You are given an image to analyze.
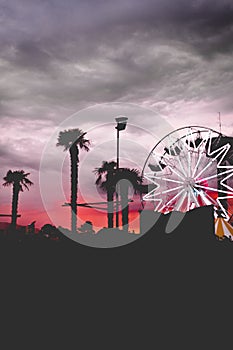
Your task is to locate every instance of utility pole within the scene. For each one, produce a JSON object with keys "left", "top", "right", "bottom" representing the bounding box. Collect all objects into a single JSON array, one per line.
[{"left": 115, "top": 116, "right": 128, "bottom": 228}]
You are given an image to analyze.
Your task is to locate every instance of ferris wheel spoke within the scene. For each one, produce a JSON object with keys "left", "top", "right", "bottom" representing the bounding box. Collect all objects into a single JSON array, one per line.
[
  {"left": 193, "top": 133, "right": 230, "bottom": 180},
  {"left": 149, "top": 175, "right": 184, "bottom": 185},
  {"left": 160, "top": 156, "right": 185, "bottom": 178},
  {"left": 185, "top": 190, "right": 191, "bottom": 211},
  {"left": 177, "top": 153, "right": 188, "bottom": 177},
  {"left": 195, "top": 184, "right": 232, "bottom": 195},
  {"left": 206, "top": 135, "right": 231, "bottom": 165},
  {"left": 190, "top": 188, "right": 201, "bottom": 208},
  {"left": 143, "top": 187, "right": 159, "bottom": 201},
  {"left": 192, "top": 150, "right": 206, "bottom": 178},
  {"left": 203, "top": 191, "right": 219, "bottom": 206},
  {"left": 166, "top": 165, "right": 186, "bottom": 181},
  {"left": 195, "top": 189, "right": 214, "bottom": 206},
  {"left": 174, "top": 191, "right": 188, "bottom": 211},
  {"left": 217, "top": 172, "right": 233, "bottom": 192},
  {"left": 195, "top": 168, "right": 233, "bottom": 183},
  {"left": 187, "top": 148, "right": 192, "bottom": 177},
  {"left": 144, "top": 172, "right": 160, "bottom": 186},
  {"left": 194, "top": 159, "right": 216, "bottom": 180},
  {"left": 160, "top": 188, "right": 186, "bottom": 210},
  {"left": 216, "top": 198, "right": 231, "bottom": 220},
  {"left": 156, "top": 185, "right": 184, "bottom": 196}
]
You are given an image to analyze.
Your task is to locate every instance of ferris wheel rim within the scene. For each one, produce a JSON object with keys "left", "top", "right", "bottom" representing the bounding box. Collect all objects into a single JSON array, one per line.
[{"left": 141, "top": 125, "right": 224, "bottom": 179}]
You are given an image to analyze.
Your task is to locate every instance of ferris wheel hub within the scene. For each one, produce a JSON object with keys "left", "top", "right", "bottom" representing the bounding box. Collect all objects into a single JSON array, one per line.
[{"left": 184, "top": 177, "right": 195, "bottom": 187}]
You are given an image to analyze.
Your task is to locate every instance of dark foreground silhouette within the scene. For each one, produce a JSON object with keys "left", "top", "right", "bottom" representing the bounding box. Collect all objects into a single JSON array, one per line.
[
  {"left": 2, "top": 204, "right": 232, "bottom": 343},
  {"left": 0, "top": 206, "right": 232, "bottom": 250}
]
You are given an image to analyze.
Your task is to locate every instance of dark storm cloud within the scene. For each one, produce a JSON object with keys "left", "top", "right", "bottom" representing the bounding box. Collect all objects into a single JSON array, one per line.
[
  {"left": 0, "top": 140, "right": 39, "bottom": 170},
  {"left": 2, "top": 0, "right": 233, "bottom": 59},
  {"left": 0, "top": 0, "right": 233, "bottom": 126},
  {"left": 9, "top": 42, "right": 52, "bottom": 71}
]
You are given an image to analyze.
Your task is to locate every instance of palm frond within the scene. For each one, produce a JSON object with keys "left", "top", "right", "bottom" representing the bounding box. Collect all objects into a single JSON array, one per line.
[
  {"left": 99, "top": 181, "right": 108, "bottom": 192},
  {"left": 95, "top": 174, "right": 102, "bottom": 186},
  {"left": 94, "top": 161, "right": 117, "bottom": 188},
  {"left": 57, "top": 128, "right": 90, "bottom": 152},
  {"left": 81, "top": 143, "right": 90, "bottom": 152},
  {"left": 2, "top": 170, "right": 33, "bottom": 191},
  {"left": 113, "top": 167, "right": 142, "bottom": 193},
  {"left": 24, "top": 178, "right": 33, "bottom": 186},
  {"left": 3, "top": 182, "right": 12, "bottom": 187}
]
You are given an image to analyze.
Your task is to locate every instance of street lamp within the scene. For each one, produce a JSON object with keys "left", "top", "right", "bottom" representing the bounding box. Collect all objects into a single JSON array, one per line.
[{"left": 115, "top": 116, "right": 128, "bottom": 228}]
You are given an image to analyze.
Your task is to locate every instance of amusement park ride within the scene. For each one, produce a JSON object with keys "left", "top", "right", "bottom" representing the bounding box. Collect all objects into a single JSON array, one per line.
[{"left": 142, "top": 126, "right": 233, "bottom": 240}]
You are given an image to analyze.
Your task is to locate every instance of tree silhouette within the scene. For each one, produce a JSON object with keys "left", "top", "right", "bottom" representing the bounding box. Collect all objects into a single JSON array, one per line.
[
  {"left": 3, "top": 170, "right": 33, "bottom": 229},
  {"left": 78, "top": 221, "right": 95, "bottom": 234},
  {"left": 94, "top": 161, "right": 117, "bottom": 228},
  {"left": 114, "top": 168, "right": 142, "bottom": 232},
  {"left": 57, "top": 128, "right": 90, "bottom": 233}
]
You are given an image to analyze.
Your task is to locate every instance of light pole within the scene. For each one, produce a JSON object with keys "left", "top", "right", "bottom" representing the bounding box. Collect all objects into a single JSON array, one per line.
[{"left": 115, "top": 116, "right": 128, "bottom": 228}]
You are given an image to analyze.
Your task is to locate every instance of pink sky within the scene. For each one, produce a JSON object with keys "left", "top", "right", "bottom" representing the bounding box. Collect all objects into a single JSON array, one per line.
[{"left": 1, "top": 1, "right": 233, "bottom": 231}]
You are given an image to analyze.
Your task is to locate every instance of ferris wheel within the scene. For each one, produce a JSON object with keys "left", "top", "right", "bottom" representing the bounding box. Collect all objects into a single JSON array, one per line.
[{"left": 142, "top": 126, "right": 233, "bottom": 221}]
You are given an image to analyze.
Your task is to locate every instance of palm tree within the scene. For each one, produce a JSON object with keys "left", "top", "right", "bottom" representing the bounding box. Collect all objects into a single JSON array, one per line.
[
  {"left": 3, "top": 170, "right": 33, "bottom": 229},
  {"left": 57, "top": 128, "right": 90, "bottom": 233},
  {"left": 114, "top": 168, "right": 142, "bottom": 232},
  {"left": 94, "top": 161, "right": 117, "bottom": 228}
]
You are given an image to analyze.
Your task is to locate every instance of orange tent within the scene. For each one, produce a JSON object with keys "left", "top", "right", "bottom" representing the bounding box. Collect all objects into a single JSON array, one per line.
[{"left": 215, "top": 217, "right": 233, "bottom": 241}]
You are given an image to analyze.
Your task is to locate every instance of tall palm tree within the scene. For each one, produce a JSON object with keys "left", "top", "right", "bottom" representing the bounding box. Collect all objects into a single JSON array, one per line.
[
  {"left": 94, "top": 161, "right": 117, "bottom": 229},
  {"left": 57, "top": 128, "right": 90, "bottom": 233},
  {"left": 114, "top": 168, "right": 142, "bottom": 232},
  {"left": 3, "top": 170, "right": 33, "bottom": 229}
]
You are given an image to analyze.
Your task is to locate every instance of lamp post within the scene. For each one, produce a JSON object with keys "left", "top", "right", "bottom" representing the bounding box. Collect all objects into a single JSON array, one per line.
[{"left": 115, "top": 116, "right": 128, "bottom": 228}]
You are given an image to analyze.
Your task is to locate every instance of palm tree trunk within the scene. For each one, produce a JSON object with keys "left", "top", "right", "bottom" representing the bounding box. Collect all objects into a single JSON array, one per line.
[
  {"left": 120, "top": 184, "right": 129, "bottom": 232},
  {"left": 70, "top": 145, "right": 78, "bottom": 233},
  {"left": 11, "top": 183, "right": 19, "bottom": 230},
  {"left": 107, "top": 189, "right": 114, "bottom": 228}
]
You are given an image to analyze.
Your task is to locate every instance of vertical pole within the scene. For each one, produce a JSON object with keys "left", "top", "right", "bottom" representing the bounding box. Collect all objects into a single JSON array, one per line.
[
  {"left": 116, "top": 127, "right": 119, "bottom": 228},
  {"left": 218, "top": 112, "right": 222, "bottom": 134},
  {"left": 117, "top": 128, "right": 119, "bottom": 169}
]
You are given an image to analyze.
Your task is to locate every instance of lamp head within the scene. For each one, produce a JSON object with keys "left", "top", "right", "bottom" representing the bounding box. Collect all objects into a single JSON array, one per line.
[{"left": 115, "top": 116, "right": 128, "bottom": 131}]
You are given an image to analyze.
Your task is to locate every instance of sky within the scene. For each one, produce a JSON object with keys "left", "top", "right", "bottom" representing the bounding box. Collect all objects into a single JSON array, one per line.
[{"left": 0, "top": 0, "right": 233, "bottom": 231}]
